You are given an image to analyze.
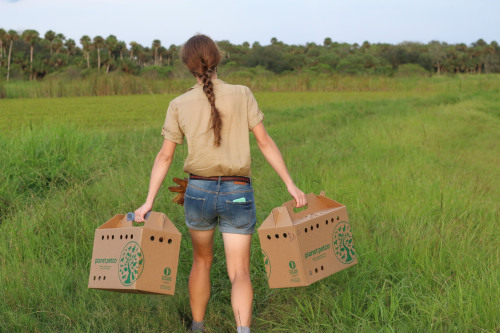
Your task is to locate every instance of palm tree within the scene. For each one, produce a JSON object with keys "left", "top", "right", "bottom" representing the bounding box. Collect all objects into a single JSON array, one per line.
[
  {"left": 105, "top": 35, "right": 118, "bottom": 59},
  {"left": 6, "top": 30, "right": 19, "bottom": 81},
  {"left": 65, "top": 39, "right": 76, "bottom": 56},
  {"left": 21, "top": 29, "right": 40, "bottom": 81},
  {"left": 80, "top": 35, "right": 91, "bottom": 69},
  {"left": 105, "top": 35, "right": 118, "bottom": 73},
  {"left": 152, "top": 39, "right": 161, "bottom": 66},
  {"left": 93, "top": 36, "right": 105, "bottom": 70},
  {"left": 129, "top": 41, "right": 139, "bottom": 61},
  {"left": 44, "top": 30, "right": 56, "bottom": 54},
  {"left": 116, "top": 41, "right": 127, "bottom": 61},
  {"left": 52, "top": 38, "right": 64, "bottom": 54}
]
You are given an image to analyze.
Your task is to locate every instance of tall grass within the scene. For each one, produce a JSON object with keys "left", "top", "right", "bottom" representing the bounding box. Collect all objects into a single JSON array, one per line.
[
  {"left": 4, "top": 72, "right": 498, "bottom": 99},
  {"left": 0, "top": 76, "right": 499, "bottom": 332}
]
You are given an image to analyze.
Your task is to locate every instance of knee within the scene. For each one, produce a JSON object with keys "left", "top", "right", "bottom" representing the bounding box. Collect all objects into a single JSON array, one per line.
[
  {"left": 193, "top": 253, "right": 213, "bottom": 270},
  {"left": 228, "top": 269, "right": 250, "bottom": 284}
]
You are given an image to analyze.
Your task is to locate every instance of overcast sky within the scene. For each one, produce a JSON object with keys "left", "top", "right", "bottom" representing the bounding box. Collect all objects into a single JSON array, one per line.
[{"left": 1, "top": 0, "right": 499, "bottom": 48}]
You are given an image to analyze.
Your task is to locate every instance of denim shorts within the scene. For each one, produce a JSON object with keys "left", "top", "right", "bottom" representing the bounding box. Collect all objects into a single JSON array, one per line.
[{"left": 184, "top": 178, "right": 257, "bottom": 234}]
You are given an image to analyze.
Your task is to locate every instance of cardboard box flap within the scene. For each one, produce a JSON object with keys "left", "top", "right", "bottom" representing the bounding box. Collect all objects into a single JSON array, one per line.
[
  {"left": 96, "top": 211, "right": 168, "bottom": 231},
  {"left": 272, "top": 206, "right": 294, "bottom": 227},
  {"left": 139, "top": 211, "right": 167, "bottom": 231},
  {"left": 97, "top": 214, "right": 126, "bottom": 229},
  {"left": 282, "top": 192, "right": 344, "bottom": 223}
]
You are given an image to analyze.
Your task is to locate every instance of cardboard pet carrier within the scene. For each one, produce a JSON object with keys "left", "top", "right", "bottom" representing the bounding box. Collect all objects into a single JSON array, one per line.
[
  {"left": 88, "top": 211, "right": 181, "bottom": 295},
  {"left": 258, "top": 192, "right": 357, "bottom": 288}
]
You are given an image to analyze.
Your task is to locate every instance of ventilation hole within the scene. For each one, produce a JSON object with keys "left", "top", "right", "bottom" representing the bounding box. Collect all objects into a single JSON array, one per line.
[
  {"left": 98, "top": 276, "right": 101, "bottom": 280},
  {"left": 125, "top": 235, "right": 128, "bottom": 239},
  {"left": 316, "top": 223, "right": 319, "bottom": 229},
  {"left": 101, "top": 236, "right": 104, "bottom": 240},
  {"left": 275, "top": 234, "right": 279, "bottom": 239},
  {"left": 131, "top": 234, "right": 134, "bottom": 239},
  {"left": 168, "top": 239, "right": 172, "bottom": 244},
  {"left": 283, "top": 233, "right": 287, "bottom": 238},
  {"left": 120, "top": 235, "right": 123, "bottom": 239},
  {"left": 150, "top": 236, "right": 155, "bottom": 241},
  {"left": 310, "top": 226, "right": 314, "bottom": 231},
  {"left": 321, "top": 265, "right": 324, "bottom": 270},
  {"left": 337, "top": 216, "right": 340, "bottom": 220},
  {"left": 103, "top": 276, "right": 106, "bottom": 280},
  {"left": 305, "top": 228, "right": 308, "bottom": 233},
  {"left": 315, "top": 268, "right": 318, "bottom": 273},
  {"left": 112, "top": 235, "right": 115, "bottom": 240},
  {"left": 106, "top": 235, "right": 109, "bottom": 240},
  {"left": 325, "top": 219, "right": 329, "bottom": 225},
  {"left": 159, "top": 237, "right": 164, "bottom": 243},
  {"left": 93, "top": 276, "right": 96, "bottom": 281},
  {"left": 267, "top": 235, "right": 271, "bottom": 240},
  {"left": 331, "top": 217, "right": 334, "bottom": 222}
]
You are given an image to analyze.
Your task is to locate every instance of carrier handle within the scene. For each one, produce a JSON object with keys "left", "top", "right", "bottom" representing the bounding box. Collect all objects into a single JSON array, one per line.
[{"left": 126, "top": 211, "right": 151, "bottom": 224}]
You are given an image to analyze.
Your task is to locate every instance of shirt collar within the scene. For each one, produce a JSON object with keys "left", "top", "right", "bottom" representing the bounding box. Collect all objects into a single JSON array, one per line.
[{"left": 189, "top": 78, "right": 225, "bottom": 91}]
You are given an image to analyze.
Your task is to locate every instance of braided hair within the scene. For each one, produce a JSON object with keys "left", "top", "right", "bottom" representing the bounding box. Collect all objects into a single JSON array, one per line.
[{"left": 181, "top": 34, "right": 222, "bottom": 147}]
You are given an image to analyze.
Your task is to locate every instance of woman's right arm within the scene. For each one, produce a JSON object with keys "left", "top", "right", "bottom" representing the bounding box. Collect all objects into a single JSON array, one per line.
[{"left": 134, "top": 139, "right": 177, "bottom": 222}]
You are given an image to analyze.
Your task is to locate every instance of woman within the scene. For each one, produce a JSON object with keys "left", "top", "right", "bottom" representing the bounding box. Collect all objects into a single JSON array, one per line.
[{"left": 134, "top": 34, "right": 307, "bottom": 333}]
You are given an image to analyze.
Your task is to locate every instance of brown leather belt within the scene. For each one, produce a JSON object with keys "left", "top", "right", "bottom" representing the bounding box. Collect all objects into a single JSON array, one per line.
[{"left": 189, "top": 174, "right": 250, "bottom": 184}]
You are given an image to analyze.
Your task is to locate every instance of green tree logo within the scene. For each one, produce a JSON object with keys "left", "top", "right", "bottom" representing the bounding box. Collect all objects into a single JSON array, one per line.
[
  {"left": 289, "top": 261, "right": 296, "bottom": 269},
  {"left": 118, "top": 241, "right": 145, "bottom": 286},
  {"left": 261, "top": 249, "right": 271, "bottom": 279},
  {"left": 332, "top": 221, "right": 356, "bottom": 264}
]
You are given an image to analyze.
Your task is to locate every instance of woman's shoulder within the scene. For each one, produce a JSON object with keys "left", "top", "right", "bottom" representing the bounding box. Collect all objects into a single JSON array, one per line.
[
  {"left": 170, "top": 84, "right": 204, "bottom": 106},
  {"left": 216, "top": 79, "right": 253, "bottom": 96}
]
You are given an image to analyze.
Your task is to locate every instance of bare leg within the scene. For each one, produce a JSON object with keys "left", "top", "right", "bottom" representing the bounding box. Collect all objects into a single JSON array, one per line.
[
  {"left": 189, "top": 228, "right": 215, "bottom": 322},
  {"left": 222, "top": 233, "right": 253, "bottom": 327}
]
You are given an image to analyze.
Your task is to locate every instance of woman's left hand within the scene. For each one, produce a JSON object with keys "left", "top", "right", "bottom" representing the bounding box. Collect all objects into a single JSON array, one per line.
[{"left": 134, "top": 202, "right": 153, "bottom": 223}]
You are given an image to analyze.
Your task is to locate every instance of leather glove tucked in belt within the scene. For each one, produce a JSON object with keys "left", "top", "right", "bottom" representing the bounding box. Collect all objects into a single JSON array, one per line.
[{"left": 168, "top": 177, "right": 188, "bottom": 206}]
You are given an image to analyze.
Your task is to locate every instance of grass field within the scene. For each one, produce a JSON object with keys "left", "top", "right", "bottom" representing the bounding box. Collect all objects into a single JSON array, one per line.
[{"left": 0, "top": 75, "right": 499, "bottom": 332}]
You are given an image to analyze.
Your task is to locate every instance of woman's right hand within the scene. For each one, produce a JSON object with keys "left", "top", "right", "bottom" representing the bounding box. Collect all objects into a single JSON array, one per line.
[
  {"left": 287, "top": 183, "right": 307, "bottom": 208},
  {"left": 134, "top": 202, "right": 153, "bottom": 223}
]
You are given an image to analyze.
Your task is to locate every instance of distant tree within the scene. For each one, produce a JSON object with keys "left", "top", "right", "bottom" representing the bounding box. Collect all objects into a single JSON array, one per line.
[
  {"left": 0, "top": 28, "right": 6, "bottom": 59},
  {"left": 361, "top": 41, "right": 371, "bottom": 52},
  {"left": 80, "top": 35, "right": 91, "bottom": 69},
  {"left": 93, "top": 36, "right": 105, "bottom": 70},
  {"left": 252, "top": 41, "right": 261, "bottom": 49},
  {"left": 52, "top": 37, "right": 64, "bottom": 54},
  {"left": 22, "top": 29, "right": 40, "bottom": 80},
  {"left": 6, "top": 30, "right": 19, "bottom": 81},
  {"left": 158, "top": 46, "right": 167, "bottom": 64},
  {"left": 152, "top": 39, "right": 161, "bottom": 66},
  {"left": 44, "top": 30, "right": 56, "bottom": 55},
  {"left": 323, "top": 37, "right": 333, "bottom": 47},
  {"left": 483, "top": 42, "right": 497, "bottom": 73},
  {"left": 105, "top": 35, "right": 118, "bottom": 73},
  {"left": 129, "top": 41, "right": 140, "bottom": 61},
  {"left": 106, "top": 35, "right": 118, "bottom": 59},
  {"left": 116, "top": 41, "right": 127, "bottom": 61},
  {"left": 65, "top": 38, "right": 76, "bottom": 56},
  {"left": 428, "top": 41, "right": 447, "bottom": 75},
  {"left": 168, "top": 44, "right": 178, "bottom": 65}
]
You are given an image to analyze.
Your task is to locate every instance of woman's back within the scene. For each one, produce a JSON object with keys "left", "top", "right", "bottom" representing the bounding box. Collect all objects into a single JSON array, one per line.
[{"left": 162, "top": 79, "right": 264, "bottom": 177}]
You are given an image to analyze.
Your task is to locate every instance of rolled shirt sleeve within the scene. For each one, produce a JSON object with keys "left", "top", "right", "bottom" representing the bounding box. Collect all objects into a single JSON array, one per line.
[
  {"left": 161, "top": 101, "right": 184, "bottom": 144},
  {"left": 245, "top": 87, "right": 264, "bottom": 130}
]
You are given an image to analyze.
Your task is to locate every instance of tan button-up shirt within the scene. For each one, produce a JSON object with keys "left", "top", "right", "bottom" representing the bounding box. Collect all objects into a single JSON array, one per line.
[{"left": 161, "top": 79, "right": 264, "bottom": 177}]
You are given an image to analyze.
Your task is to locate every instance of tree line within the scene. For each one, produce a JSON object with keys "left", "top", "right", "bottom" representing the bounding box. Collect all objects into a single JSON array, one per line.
[{"left": 1, "top": 28, "right": 500, "bottom": 81}]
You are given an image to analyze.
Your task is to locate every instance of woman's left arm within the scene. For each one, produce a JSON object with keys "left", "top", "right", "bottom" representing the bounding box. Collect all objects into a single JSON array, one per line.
[{"left": 134, "top": 139, "right": 177, "bottom": 222}]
